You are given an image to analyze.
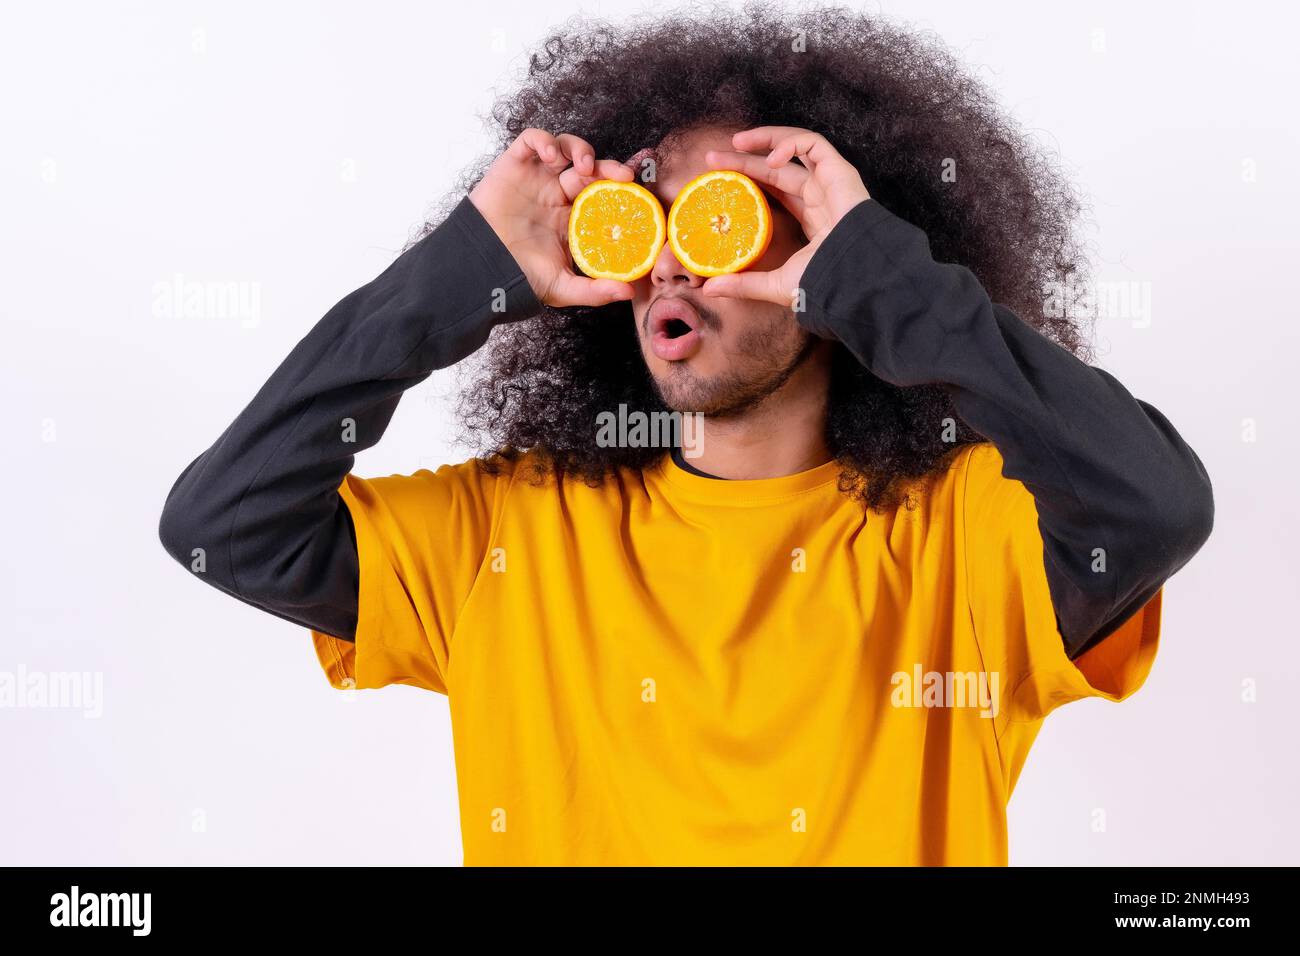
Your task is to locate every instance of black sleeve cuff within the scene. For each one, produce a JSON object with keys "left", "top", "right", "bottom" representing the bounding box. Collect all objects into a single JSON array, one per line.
[
  {"left": 796, "top": 198, "right": 897, "bottom": 339},
  {"left": 449, "top": 195, "right": 543, "bottom": 322}
]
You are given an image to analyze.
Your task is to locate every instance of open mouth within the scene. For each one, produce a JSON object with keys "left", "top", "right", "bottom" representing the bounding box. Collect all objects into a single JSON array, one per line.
[
  {"left": 663, "top": 318, "right": 693, "bottom": 339},
  {"left": 647, "top": 296, "right": 704, "bottom": 362}
]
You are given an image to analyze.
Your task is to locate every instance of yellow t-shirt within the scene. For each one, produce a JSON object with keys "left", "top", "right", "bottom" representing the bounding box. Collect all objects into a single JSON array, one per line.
[{"left": 310, "top": 442, "right": 1160, "bottom": 865}]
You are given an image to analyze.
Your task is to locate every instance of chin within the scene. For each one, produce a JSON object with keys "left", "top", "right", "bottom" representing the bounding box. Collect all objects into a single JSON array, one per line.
[{"left": 650, "top": 368, "right": 749, "bottom": 418}]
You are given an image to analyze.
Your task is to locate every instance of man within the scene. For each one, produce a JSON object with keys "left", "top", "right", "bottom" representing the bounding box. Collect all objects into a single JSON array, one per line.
[{"left": 159, "top": 10, "right": 1212, "bottom": 865}]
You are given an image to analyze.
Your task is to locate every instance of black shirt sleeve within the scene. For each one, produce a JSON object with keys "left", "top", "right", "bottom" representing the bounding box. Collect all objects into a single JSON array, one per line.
[
  {"left": 158, "top": 197, "right": 541, "bottom": 640},
  {"left": 797, "top": 198, "right": 1214, "bottom": 659}
]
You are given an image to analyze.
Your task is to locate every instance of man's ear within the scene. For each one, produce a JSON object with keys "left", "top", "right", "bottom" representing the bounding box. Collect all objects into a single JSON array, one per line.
[{"left": 622, "top": 146, "right": 659, "bottom": 184}]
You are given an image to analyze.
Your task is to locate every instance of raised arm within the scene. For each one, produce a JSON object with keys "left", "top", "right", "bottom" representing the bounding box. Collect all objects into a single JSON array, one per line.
[
  {"left": 158, "top": 130, "right": 636, "bottom": 639},
  {"left": 702, "top": 126, "right": 1214, "bottom": 659},
  {"left": 797, "top": 198, "right": 1213, "bottom": 657}
]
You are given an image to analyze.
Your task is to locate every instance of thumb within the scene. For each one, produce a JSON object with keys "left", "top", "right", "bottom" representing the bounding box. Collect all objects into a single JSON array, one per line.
[
  {"left": 547, "top": 270, "right": 634, "bottom": 308},
  {"left": 700, "top": 269, "right": 788, "bottom": 306}
]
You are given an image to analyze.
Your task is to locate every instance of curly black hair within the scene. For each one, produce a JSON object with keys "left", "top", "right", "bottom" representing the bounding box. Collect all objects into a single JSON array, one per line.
[{"left": 423, "top": 2, "right": 1092, "bottom": 509}]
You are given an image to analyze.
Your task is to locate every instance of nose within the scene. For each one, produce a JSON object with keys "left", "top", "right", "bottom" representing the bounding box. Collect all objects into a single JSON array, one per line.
[{"left": 649, "top": 238, "right": 706, "bottom": 290}]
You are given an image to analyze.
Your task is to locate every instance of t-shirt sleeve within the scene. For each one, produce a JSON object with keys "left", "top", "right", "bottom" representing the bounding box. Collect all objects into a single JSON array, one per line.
[
  {"left": 959, "top": 442, "right": 1162, "bottom": 735},
  {"left": 310, "top": 459, "right": 507, "bottom": 695}
]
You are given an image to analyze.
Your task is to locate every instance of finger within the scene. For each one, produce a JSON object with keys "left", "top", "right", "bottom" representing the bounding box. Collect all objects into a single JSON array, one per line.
[
  {"left": 768, "top": 132, "right": 846, "bottom": 175},
  {"left": 558, "top": 158, "right": 635, "bottom": 201},
  {"left": 730, "top": 126, "right": 816, "bottom": 155},
  {"left": 705, "top": 148, "right": 809, "bottom": 193},
  {"left": 594, "top": 158, "right": 635, "bottom": 181},
  {"left": 549, "top": 270, "right": 635, "bottom": 308},
  {"left": 508, "top": 127, "right": 561, "bottom": 165},
  {"left": 767, "top": 186, "right": 806, "bottom": 225},
  {"left": 555, "top": 133, "right": 597, "bottom": 176},
  {"left": 731, "top": 127, "right": 840, "bottom": 173},
  {"left": 595, "top": 158, "right": 634, "bottom": 180},
  {"left": 700, "top": 269, "right": 789, "bottom": 306},
  {"left": 703, "top": 150, "right": 807, "bottom": 227}
]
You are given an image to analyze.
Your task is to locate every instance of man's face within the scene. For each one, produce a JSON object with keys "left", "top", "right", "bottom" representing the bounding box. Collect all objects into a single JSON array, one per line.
[{"left": 628, "top": 125, "right": 815, "bottom": 418}]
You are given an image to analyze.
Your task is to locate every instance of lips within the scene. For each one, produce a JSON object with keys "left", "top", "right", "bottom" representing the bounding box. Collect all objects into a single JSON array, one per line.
[{"left": 648, "top": 296, "right": 704, "bottom": 362}]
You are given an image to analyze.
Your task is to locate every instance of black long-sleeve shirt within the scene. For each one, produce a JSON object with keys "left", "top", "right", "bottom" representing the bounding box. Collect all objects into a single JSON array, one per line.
[{"left": 159, "top": 195, "right": 1213, "bottom": 660}]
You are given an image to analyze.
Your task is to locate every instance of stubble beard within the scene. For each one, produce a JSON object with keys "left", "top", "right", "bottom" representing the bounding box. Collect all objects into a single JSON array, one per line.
[{"left": 648, "top": 309, "right": 818, "bottom": 419}]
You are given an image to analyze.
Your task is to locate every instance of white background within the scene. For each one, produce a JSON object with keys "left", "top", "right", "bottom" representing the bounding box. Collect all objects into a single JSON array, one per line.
[{"left": 2, "top": 0, "right": 1297, "bottom": 865}]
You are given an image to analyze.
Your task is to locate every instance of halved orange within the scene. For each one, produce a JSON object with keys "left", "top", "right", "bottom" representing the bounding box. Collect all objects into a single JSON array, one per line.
[
  {"left": 567, "top": 180, "right": 666, "bottom": 282},
  {"left": 667, "top": 170, "right": 772, "bottom": 277}
]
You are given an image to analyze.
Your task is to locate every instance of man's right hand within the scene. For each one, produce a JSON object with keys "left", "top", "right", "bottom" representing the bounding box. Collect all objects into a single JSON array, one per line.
[{"left": 469, "top": 128, "right": 636, "bottom": 308}]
